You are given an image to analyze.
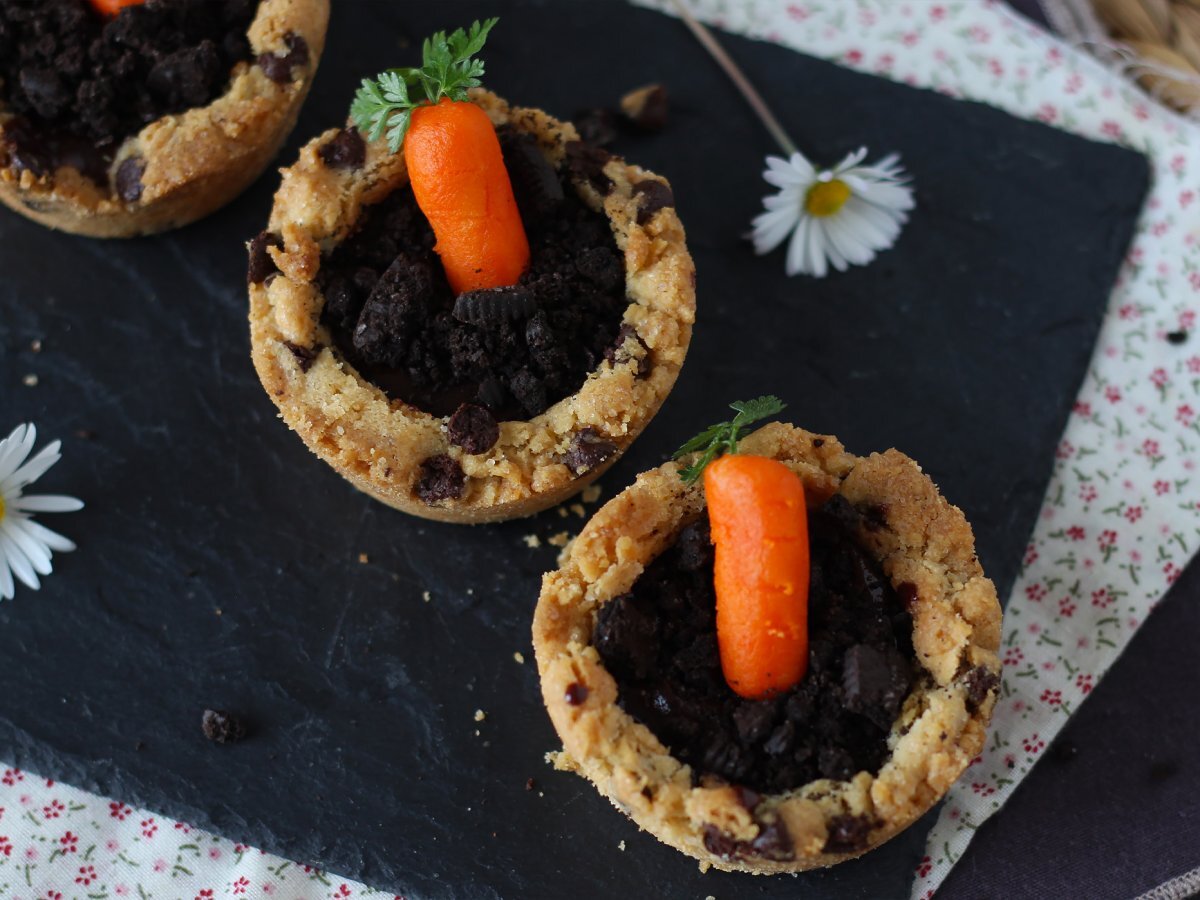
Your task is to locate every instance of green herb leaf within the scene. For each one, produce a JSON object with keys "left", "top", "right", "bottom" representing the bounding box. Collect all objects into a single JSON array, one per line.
[
  {"left": 349, "top": 18, "right": 499, "bottom": 153},
  {"left": 672, "top": 395, "right": 787, "bottom": 485}
]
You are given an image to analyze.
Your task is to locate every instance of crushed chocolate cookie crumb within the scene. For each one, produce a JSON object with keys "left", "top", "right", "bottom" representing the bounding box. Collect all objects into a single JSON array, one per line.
[
  {"left": 620, "top": 84, "right": 669, "bottom": 132},
  {"left": 414, "top": 454, "right": 465, "bottom": 504},
  {"left": 594, "top": 504, "right": 916, "bottom": 794},
  {"left": 247, "top": 231, "right": 283, "bottom": 285},
  {"left": 563, "top": 428, "right": 617, "bottom": 475},
  {"left": 633, "top": 180, "right": 675, "bottom": 226},
  {"left": 318, "top": 127, "right": 366, "bottom": 170},
  {"left": 447, "top": 403, "right": 499, "bottom": 455},
  {"left": 823, "top": 814, "right": 875, "bottom": 853},
  {"left": 564, "top": 140, "right": 614, "bottom": 195},
  {"left": 525, "top": 777, "right": 536, "bottom": 791},
  {"left": 0, "top": 0, "right": 258, "bottom": 186},
  {"left": 201, "top": 708, "right": 248, "bottom": 744},
  {"left": 115, "top": 156, "right": 146, "bottom": 203},
  {"left": 318, "top": 128, "right": 627, "bottom": 421},
  {"left": 258, "top": 31, "right": 308, "bottom": 84}
]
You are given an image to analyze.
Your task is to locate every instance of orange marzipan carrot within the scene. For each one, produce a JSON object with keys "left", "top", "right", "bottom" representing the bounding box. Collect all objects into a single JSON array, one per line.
[
  {"left": 704, "top": 453, "right": 810, "bottom": 700},
  {"left": 405, "top": 98, "right": 531, "bottom": 295},
  {"left": 88, "top": 0, "right": 146, "bottom": 17}
]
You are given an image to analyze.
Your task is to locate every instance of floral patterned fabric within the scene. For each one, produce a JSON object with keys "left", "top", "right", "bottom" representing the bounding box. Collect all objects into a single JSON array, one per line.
[
  {"left": 633, "top": 1, "right": 1200, "bottom": 897},
  {"left": 3, "top": 2, "right": 1198, "bottom": 898}
]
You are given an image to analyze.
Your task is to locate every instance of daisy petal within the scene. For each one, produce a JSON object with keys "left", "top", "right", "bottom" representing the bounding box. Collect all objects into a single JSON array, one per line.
[
  {"left": 806, "top": 218, "right": 828, "bottom": 278},
  {"left": 0, "top": 532, "right": 41, "bottom": 591},
  {"left": 0, "top": 556, "right": 13, "bottom": 601},
  {"left": 753, "top": 206, "right": 802, "bottom": 254},
  {"left": 14, "top": 494, "right": 84, "bottom": 514},
  {"left": 21, "top": 519, "right": 76, "bottom": 554},
  {"left": 3, "top": 519, "right": 52, "bottom": 576},
  {"left": 785, "top": 215, "right": 810, "bottom": 277},
  {"left": 8, "top": 440, "right": 62, "bottom": 489},
  {"left": 0, "top": 424, "right": 34, "bottom": 484}
]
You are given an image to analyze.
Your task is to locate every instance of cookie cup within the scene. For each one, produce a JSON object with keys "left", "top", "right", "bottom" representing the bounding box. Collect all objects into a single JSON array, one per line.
[
  {"left": 533, "top": 422, "right": 1002, "bottom": 872},
  {"left": 250, "top": 89, "right": 695, "bottom": 524},
  {"left": 0, "top": 0, "right": 330, "bottom": 237}
]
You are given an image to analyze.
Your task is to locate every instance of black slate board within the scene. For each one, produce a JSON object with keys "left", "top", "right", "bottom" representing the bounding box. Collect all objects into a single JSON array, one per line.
[{"left": 0, "top": 2, "right": 1149, "bottom": 898}]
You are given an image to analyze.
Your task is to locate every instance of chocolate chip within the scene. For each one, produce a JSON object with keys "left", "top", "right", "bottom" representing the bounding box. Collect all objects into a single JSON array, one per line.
[
  {"left": 572, "top": 107, "right": 618, "bottom": 147},
  {"left": 633, "top": 180, "right": 675, "bottom": 226},
  {"left": 447, "top": 403, "right": 499, "bottom": 455},
  {"left": 201, "top": 709, "right": 247, "bottom": 745},
  {"left": 414, "top": 454, "right": 466, "bottom": 504},
  {"left": 564, "top": 140, "right": 614, "bottom": 194},
  {"left": 563, "top": 427, "right": 618, "bottom": 474},
  {"left": 750, "top": 819, "right": 794, "bottom": 860},
  {"left": 284, "top": 342, "right": 319, "bottom": 372},
  {"left": 258, "top": 32, "right": 309, "bottom": 84},
  {"left": 603, "top": 323, "right": 649, "bottom": 377},
  {"left": 452, "top": 286, "right": 538, "bottom": 326},
  {"left": 963, "top": 665, "right": 1000, "bottom": 713},
  {"left": 896, "top": 581, "right": 919, "bottom": 610},
  {"left": 812, "top": 438, "right": 825, "bottom": 447},
  {"left": 703, "top": 825, "right": 741, "bottom": 861},
  {"left": 115, "top": 155, "right": 145, "bottom": 203},
  {"left": 318, "top": 127, "right": 366, "bottom": 170},
  {"left": 1167, "top": 330, "right": 1188, "bottom": 345},
  {"left": 247, "top": 231, "right": 283, "bottom": 285},
  {"left": 620, "top": 84, "right": 669, "bottom": 132},
  {"left": 565, "top": 682, "right": 589, "bottom": 705},
  {"left": 823, "top": 814, "right": 874, "bottom": 853}
]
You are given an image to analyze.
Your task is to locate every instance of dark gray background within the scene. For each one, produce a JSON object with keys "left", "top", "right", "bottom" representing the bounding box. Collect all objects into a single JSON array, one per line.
[{"left": 0, "top": 2, "right": 1186, "bottom": 898}]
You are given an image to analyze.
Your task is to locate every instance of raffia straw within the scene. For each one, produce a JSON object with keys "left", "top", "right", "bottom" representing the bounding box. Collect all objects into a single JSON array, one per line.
[{"left": 1088, "top": 0, "right": 1200, "bottom": 114}]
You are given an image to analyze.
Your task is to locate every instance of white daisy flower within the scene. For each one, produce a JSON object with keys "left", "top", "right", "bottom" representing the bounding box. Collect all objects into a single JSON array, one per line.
[
  {"left": 0, "top": 424, "right": 83, "bottom": 601},
  {"left": 751, "top": 147, "right": 915, "bottom": 278}
]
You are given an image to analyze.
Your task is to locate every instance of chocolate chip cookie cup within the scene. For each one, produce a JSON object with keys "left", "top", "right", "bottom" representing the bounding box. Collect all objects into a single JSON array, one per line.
[
  {"left": 533, "top": 422, "right": 1002, "bottom": 872},
  {"left": 249, "top": 89, "right": 695, "bottom": 524},
  {"left": 0, "top": 0, "right": 329, "bottom": 237}
]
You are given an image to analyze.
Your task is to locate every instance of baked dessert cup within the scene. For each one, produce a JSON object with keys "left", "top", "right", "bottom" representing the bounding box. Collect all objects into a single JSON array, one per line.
[
  {"left": 249, "top": 89, "right": 695, "bottom": 524},
  {"left": 534, "top": 422, "right": 1002, "bottom": 872},
  {"left": 0, "top": 0, "right": 329, "bottom": 237}
]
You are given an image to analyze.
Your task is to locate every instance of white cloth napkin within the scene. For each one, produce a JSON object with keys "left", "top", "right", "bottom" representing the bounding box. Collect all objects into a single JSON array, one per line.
[{"left": 632, "top": 1, "right": 1200, "bottom": 897}]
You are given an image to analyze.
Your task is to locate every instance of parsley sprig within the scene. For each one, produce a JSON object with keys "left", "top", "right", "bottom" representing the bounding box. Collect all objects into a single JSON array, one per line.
[
  {"left": 350, "top": 18, "right": 499, "bottom": 153},
  {"left": 673, "top": 396, "right": 787, "bottom": 485}
]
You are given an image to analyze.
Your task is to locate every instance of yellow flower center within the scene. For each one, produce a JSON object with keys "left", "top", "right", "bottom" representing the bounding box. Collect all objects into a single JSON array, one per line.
[{"left": 805, "top": 178, "right": 851, "bottom": 217}]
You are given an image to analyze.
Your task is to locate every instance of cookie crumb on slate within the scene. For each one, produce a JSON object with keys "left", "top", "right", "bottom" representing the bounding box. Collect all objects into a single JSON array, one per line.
[
  {"left": 581, "top": 484, "right": 602, "bottom": 504},
  {"left": 525, "top": 777, "right": 536, "bottom": 791},
  {"left": 620, "top": 83, "right": 669, "bottom": 132},
  {"left": 422, "top": 590, "right": 431, "bottom": 603},
  {"left": 30, "top": 339, "right": 42, "bottom": 352},
  {"left": 523, "top": 534, "right": 542, "bottom": 549},
  {"left": 201, "top": 709, "right": 247, "bottom": 745},
  {"left": 474, "top": 709, "right": 486, "bottom": 722},
  {"left": 513, "top": 651, "right": 525, "bottom": 664},
  {"left": 357, "top": 552, "right": 369, "bottom": 564},
  {"left": 22, "top": 374, "right": 38, "bottom": 387},
  {"left": 618, "top": 840, "right": 626, "bottom": 851},
  {"left": 548, "top": 531, "right": 571, "bottom": 548},
  {"left": 570, "top": 503, "right": 586, "bottom": 518}
]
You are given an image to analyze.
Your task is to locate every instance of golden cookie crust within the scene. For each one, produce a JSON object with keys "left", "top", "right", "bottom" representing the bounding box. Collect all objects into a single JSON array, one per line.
[
  {"left": 0, "top": 0, "right": 330, "bottom": 237},
  {"left": 249, "top": 89, "right": 696, "bottom": 524},
  {"left": 533, "top": 422, "right": 1002, "bottom": 873}
]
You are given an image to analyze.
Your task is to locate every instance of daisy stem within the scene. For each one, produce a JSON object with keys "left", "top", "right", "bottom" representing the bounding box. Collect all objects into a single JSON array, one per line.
[{"left": 667, "top": 0, "right": 800, "bottom": 157}]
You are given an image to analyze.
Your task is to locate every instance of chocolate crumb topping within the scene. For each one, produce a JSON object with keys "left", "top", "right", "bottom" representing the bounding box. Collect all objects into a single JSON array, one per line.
[
  {"left": 447, "top": 403, "right": 499, "bottom": 455},
  {"left": 564, "top": 140, "right": 614, "bottom": 195},
  {"left": 594, "top": 497, "right": 916, "bottom": 794},
  {"left": 414, "top": 455, "right": 466, "bottom": 504},
  {"left": 201, "top": 708, "right": 248, "bottom": 745},
  {"left": 0, "top": 0, "right": 259, "bottom": 186},
  {"left": 247, "top": 231, "right": 283, "bottom": 285},
  {"left": 318, "top": 127, "right": 366, "bottom": 170},
  {"left": 572, "top": 107, "right": 618, "bottom": 147},
  {"left": 318, "top": 131, "right": 627, "bottom": 422}
]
